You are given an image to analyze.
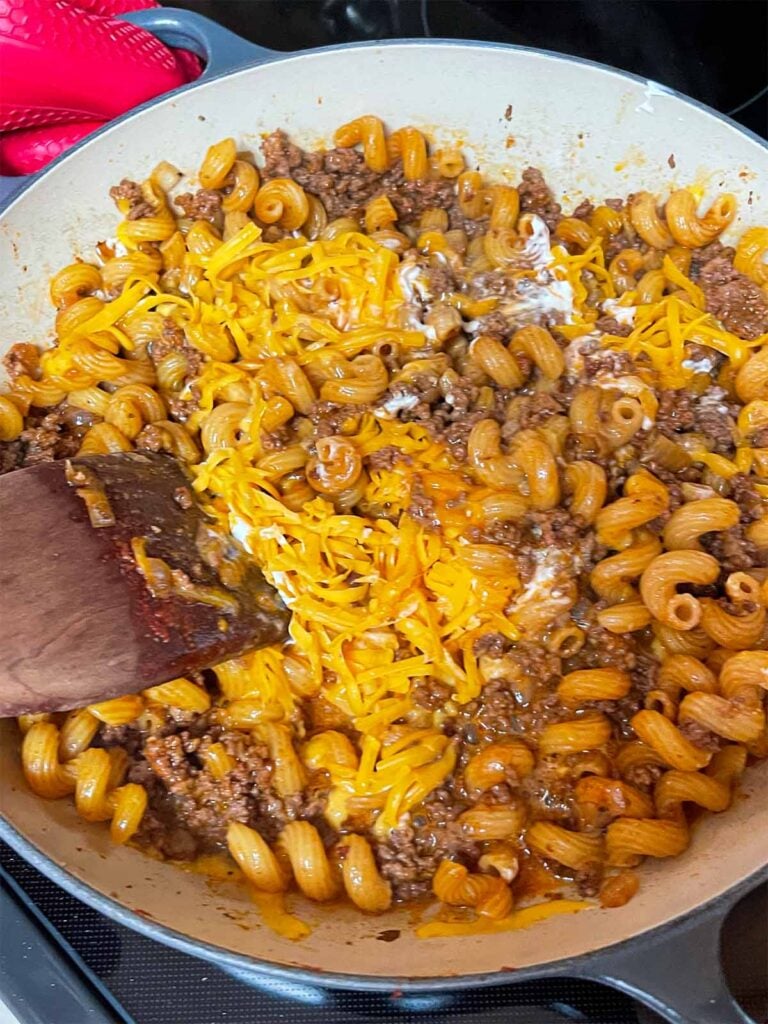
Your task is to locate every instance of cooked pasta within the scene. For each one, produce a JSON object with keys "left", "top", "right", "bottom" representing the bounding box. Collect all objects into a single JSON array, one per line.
[{"left": 4, "top": 119, "right": 768, "bottom": 940}]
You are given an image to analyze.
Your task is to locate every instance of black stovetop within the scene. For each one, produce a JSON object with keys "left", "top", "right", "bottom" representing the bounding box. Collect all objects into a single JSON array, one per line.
[{"left": 0, "top": 4, "right": 765, "bottom": 1023}]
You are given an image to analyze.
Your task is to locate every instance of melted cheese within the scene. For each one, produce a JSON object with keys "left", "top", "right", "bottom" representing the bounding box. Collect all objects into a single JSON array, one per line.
[
  {"left": 600, "top": 259, "right": 761, "bottom": 388},
  {"left": 416, "top": 899, "right": 592, "bottom": 938},
  {"left": 507, "top": 552, "right": 565, "bottom": 614},
  {"left": 520, "top": 213, "right": 554, "bottom": 270},
  {"left": 499, "top": 274, "right": 574, "bottom": 324},
  {"left": 601, "top": 297, "right": 637, "bottom": 326},
  {"left": 374, "top": 392, "right": 421, "bottom": 419}
]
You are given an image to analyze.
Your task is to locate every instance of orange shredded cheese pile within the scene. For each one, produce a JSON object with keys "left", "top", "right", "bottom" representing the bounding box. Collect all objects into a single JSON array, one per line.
[
  {"left": 170, "top": 226, "right": 537, "bottom": 831},
  {"left": 42, "top": 215, "right": 765, "bottom": 834},
  {"left": 173, "top": 222, "right": 764, "bottom": 829}
]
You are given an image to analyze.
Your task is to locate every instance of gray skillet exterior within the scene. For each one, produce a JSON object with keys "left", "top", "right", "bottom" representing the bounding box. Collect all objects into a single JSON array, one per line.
[{"left": 0, "top": 10, "right": 766, "bottom": 1023}]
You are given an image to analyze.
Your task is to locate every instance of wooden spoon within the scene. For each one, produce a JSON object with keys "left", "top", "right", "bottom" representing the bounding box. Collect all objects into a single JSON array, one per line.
[{"left": 0, "top": 452, "right": 290, "bottom": 716}]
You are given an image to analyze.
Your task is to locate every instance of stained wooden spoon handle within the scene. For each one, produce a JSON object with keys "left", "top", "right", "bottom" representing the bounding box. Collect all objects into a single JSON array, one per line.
[{"left": 0, "top": 452, "right": 289, "bottom": 715}]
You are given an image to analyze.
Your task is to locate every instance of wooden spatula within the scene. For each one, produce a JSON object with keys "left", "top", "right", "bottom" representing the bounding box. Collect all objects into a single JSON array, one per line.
[{"left": 0, "top": 452, "right": 290, "bottom": 716}]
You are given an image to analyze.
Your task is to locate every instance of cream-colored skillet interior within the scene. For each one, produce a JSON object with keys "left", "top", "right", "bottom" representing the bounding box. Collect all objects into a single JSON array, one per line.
[{"left": 0, "top": 42, "right": 766, "bottom": 980}]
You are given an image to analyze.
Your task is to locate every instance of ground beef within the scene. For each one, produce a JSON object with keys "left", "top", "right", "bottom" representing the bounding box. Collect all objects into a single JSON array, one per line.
[
  {"left": 582, "top": 348, "right": 635, "bottom": 378},
  {"left": 730, "top": 474, "right": 764, "bottom": 522},
  {"left": 386, "top": 372, "right": 494, "bottom": 463},
  {"left": 108, "top": 178, "right": 154, "bottom": 219},
  {"left": 623, "top": 762, "right": 664, "bottom": 791},
  {"left": 701, "top": 525, "right": 764, "bottom": 573},
  {"left": 446, "top": 201, "right": 488, "bottom": 239},
  {"left": 656, "top": 390, "right": 696, "bottom": 436},
  {"left": 309, "top": 400, "right": 361, "bottom": 437},
  {"left": 374, "top": 781, "right": 478, "bottom": 902},
  {"left": 473, "top": 310, "right": 511, "bottom": 341},
  {"left": 594, "top": 316, "right": 633, "bottom": 338},
  {"left": 571, "top": 199, "right": 595, "bottom": 221},
  {"left": 260, "top": 129, "right": 304, "bottom": 176},
  {"left": 367, "top": 445, "right": 407, "bottom": 471},
  {"left": 166, "top": 392, "right": 200, "bottom": 424},
  {"left": 135, "top": 423, "right": 166, "bottom": 453},
  {"left": 693, "top": 389, "right": 738, "bottom": 453},
  {"left": 412, "top": 678, "right": 452, "bottom": 710},
  {"left": 514, "top": 393, "right": 565, "bottom": 430},
  {"left": 576, "top": 624, "right": 638, "bottom": 673},
  {"left": 656, "top": 388, "right": 736, "bottom": 453},
  {"left": 524, "top": 508, "right": 584, "bottom": 550},
  {"left": 438, "top": 409, "right": 488, "bottom": 462},
  {"left": 127, "top": 200, "right": 156, "bottom": 221},
  {"left": 3, "top": 342, "right": 40, "bottom": 381},
  {"left": 517, "top": 167, "right": 562, "bottom": 231},
  {"left": 603, "top": 231, "right": 640, "bottom": 262},
  {"left": 0, "top": 440, "right": 23, "bottom": 475},
  {"left": 109, "top": 178, "right": 143, "bottom": 204},
  {"left": 131, "top": 727, "right": 328, "bottom": 858},
  {"left": 689, "top": 240, "right": 735, "bottom": 280},
  {"left": 470, "top": 643, "right": 562, "bottom": 736},
  {"left": 407, "top": 478, "right": 440, "bottom": 529},
  {"left": 175, "top": 189, "right": 222, "bottom": 223},
  {"left": 149, "top": 318, "right": 185, "bottom": 361},
  {"left": 98, "top": 723, "right": 144, "bottom": 758},
  {"left": 632, "top": 650, "right": 660, "bottom": 693},
  {"left": 678, "top": 719, "right": 722, "bottom": 752},
  {"left": 698, "top": 253, "right": 768, "bottom": 340},
  {"left": 387, "top": 177, "right": 457, "bottom": 224},
  {"left": 147, "top": 318, "right": 204, "bottom": 383},
  {"left": 426, "top": 263, "right": 458, "bottom": 299},
  {"left": 684, "top": 341, "right": 724, "bottom": 376},
  {"left": 383, "top": 377, "right": 438, "bottom": 424},
  {"left": 260, "top": 426, "right": 292, "bottom": 452},
  {"left": 433, "top": 372, "right": 476, "bottom": 414},
  {"left": 469, "top": 518, "right": 523, "bottom": 549},
  {"left": 10, "top": 409, "right": 81, "bottom": 468},
  {"left": 260, "top": 130, "right": 455, "bottom": 224},
  {"left": 473, "top": 632, "right": 513, "bottom": 657},
  {"left": 472, "top": 678, "right": 519, "bottom": 738},
  {"left": 520, "top": 761, "right": 575, "bottom": 823}
]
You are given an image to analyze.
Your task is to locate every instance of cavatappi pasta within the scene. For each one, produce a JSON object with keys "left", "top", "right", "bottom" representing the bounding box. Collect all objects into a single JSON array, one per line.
[{"left": 3, "top": 118, "right": 768, "bottom": 939}]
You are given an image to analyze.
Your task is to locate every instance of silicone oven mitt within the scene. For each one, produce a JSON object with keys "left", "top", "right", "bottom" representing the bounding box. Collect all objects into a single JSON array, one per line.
[{"left": 0, "top": 0, "right": 202, "bottom": 175}]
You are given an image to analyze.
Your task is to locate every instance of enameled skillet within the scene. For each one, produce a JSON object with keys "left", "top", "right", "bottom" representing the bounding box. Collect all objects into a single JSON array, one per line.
[{"left": 0, "top": 10, "right": 766, "bottom": 1022}]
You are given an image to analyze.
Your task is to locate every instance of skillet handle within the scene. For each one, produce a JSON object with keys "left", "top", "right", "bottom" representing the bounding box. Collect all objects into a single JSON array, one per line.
[
  {"left": 0, "top": 8, "right": 276, "bottom": 209},
  {"left": 574, "top": 897, "right": 754, "bottom": 1024},
  {"left": 121, "top": 7, "right": 277, "bottom": 78}
]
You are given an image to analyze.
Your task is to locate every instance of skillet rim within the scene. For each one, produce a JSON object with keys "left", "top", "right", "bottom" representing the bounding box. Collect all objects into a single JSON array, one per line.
[{"left": 1, "top": 28, "right": 767, "bottom": 995}]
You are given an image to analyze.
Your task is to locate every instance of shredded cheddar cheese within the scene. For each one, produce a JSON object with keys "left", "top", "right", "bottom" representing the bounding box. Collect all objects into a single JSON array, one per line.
[
  {"left": 599, "top": 266, "right": 766, "bottom": 389},
  {"left": 63, "top": 217, "right": 763, "bottom": 836},
  {"left": 13, "top": 117, "right": 768, "bottom": 949},
  {"left": 144, "top": 226, "right": 538, "bottom": 830}
]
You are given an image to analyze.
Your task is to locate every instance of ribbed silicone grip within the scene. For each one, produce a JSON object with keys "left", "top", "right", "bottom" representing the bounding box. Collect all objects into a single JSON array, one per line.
[
  {"left": 70, "top": 0, "right": 158, "bottom": 13},
  {"left": 0, "top": 0, "right": 196, "bottom": 130},
  {"left": 0, "top": 121, "right": 105, "bottom": 175}
]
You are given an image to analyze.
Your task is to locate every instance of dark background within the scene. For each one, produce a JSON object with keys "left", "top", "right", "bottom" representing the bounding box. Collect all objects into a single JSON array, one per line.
[{"left": 164, "top": 0, "right": 767, "bottom": 137}]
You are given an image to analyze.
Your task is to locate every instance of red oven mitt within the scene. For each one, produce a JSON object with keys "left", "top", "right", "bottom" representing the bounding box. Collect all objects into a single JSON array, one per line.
[{"left": 0, "top": 0, "right": 202, "bottom": 175}]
